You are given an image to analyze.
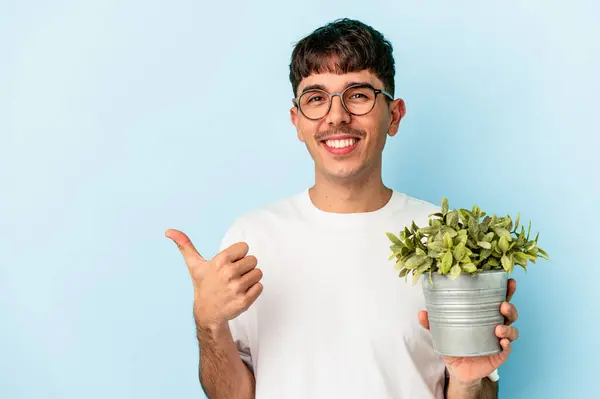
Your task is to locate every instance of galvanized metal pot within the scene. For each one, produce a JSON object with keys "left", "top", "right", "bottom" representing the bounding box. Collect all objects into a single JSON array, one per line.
[{"left": 422, "top": 269, "right": 508, "bottom": 357}]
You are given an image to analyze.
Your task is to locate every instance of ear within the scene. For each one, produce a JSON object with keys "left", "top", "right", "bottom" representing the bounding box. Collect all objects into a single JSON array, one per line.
[
  {"left": 290, "top": 106, "right": 305, "bottom": 142},
  {"left": 387, "top": 98, "right": 406, "bottom": 137}
]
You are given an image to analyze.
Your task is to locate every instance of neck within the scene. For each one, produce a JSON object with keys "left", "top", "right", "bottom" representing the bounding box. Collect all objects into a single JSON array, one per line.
[{"left": 309, "top": 166, "right": 392, "bottom": 214}]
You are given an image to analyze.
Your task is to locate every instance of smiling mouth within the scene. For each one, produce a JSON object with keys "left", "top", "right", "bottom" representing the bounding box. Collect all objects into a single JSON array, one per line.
[{"left": 320, "top": 137, "right": 361, "bottom": 155}]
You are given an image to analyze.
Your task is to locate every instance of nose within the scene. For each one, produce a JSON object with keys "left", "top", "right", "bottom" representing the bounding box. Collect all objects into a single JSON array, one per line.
[{"left": 325, "top": 94, "right": 351, "bottom": 126}]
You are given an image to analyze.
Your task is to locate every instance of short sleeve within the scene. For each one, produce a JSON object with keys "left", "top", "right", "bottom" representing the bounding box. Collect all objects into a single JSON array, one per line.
[{"left": 219, "top": 219, "right": 254, "bottom": 372}]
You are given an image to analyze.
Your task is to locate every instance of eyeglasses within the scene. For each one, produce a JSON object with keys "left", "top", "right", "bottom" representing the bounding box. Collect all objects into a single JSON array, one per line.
[{"left": 292, "top": 84, "right": 394, "bottom": 120}]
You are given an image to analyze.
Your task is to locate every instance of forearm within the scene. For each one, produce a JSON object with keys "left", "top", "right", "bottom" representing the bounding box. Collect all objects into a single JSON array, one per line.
[
  {"left": 446, "top": 377, "right": 498, "bottom": 399},
  {"left": 197, "top": 322, "right": 255, "bottom": 399}
]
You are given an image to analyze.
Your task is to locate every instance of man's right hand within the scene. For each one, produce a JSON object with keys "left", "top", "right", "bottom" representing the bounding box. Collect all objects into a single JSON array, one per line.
[{"left": 165, "top": 229, "right": 264, "bottom": 330}]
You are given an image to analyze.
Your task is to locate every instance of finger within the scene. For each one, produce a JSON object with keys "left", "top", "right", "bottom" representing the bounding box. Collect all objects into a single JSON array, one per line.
[
  {"left": 496, "top": 338, "right": 512, "bottom": 363},
  {"left": 232, "top": 255, "right": 258, "bottom": 276},
  {"left": 237, "top": 268, "right": 263, "bottom": 292},
  {"left": 501, "top": 301, "right": 518, "bottom": 325},
  {"left": 243, "top": 282, "right": 264, "bottom": 308},
  {"left": 495, "top": 325, "right": 519, "bottom": 342},
  {"left": 165, "top": 229, "right": 206, "bottom": 264},
  {"left": 418, "top": 310, "right": 430, "bottom": 330},
  {"left": 215, "top": 241, "right": 250, "bottom": 264},
  {"left": 506, "top": 278, "right": 517, "bottom": 302}
]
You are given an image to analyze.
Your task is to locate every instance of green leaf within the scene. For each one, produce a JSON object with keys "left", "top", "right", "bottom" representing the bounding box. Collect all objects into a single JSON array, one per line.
[
  {"left": 477, "top": 241, "right": 492, "bottom": 249},
  {"left": 386, "top": 232, "right": 403, "bottom": 245},
  {"left": 526, "top": 246, "right": 538, "bottom": 256},
  {"left": 394, "top": 260, "right": 405, "bottom": 271},
  {"left": 398, "top": 268, "right": 409, "bottom": 278},
  {"left": 488, "top": 257, "right": 500, "bottom": 267},
  {"left": 412, "top": 269, "right": 423, "bottom": 285},
  {"left": 446, "top": 211, "right": 459, "bottom": 229},
  {"left": 537, "top": 247, "right": 550, "bottom": 260},
  {"left": 443, "top": 232, "right": 454, "bottom": 249},
  {"left": 390, "top": 244, "right": 404, "bottom": 253},
  {"left": 412, "top": 259, "right": 431, "bottom": 285},
  {"left": 468, "top": 217, "right": 478, "bottom": 235},
  {"left": 513, "top": 252, "right": 530, "bottom": 267},
  {"left": 441, "top": 226, "right": 458, "bottom": 238},
  {"left": 405, "top": 255, "right": 428, "bottom": 269},
  {"left": 400, "top": 246, "right": 411, "bottom": 257},
  {"left": 427, "top": 241, "right": 446, "bottom": 253},
  {"left": 418, "top": 226, "right": 440, "bottom": 235},
  {"left": 483, "top": 232, "right": 495, "bottom": 242},
  {"left": 458, "top": 209, "right": 471, "bottom": 224},
  {"left": 491, "top": 240, "right": 501, "bottom": 255},
  {"left": 415, "top": 247, "right": 426, "bottom": 256},
  {"left": 514, "top": 212, "right": 520, "bottom": 232},
  {"left": 441, "top": 197, "right": 449, "bottom": 215},
  {"left": 462, "top": 263, "right": 477, "bottom": 273},
  {"left": 427, "top": 250, "right": 442, "bottom": 259},
  {"left": 501, "top": 254, "right": 513, "bottom": 272},
  {"left": 453, "top": 242, "right": 467, "bottom": 262},
  {"left": 517, "top": 263, "right": 528, "bottom": 273},
  {"left": 421, "top": 257, "right": 434, "bottom": 271},
  {"left": 409, "top": 221, "right": 417, "bottom": 232},
  {"left": 440, "top": 251, "right": 453, "bottom": 274},
  {"left": 449, "top": 264, "right": 462, "bottom": 280},
  {"left": 506, "top": 215, "right": 514, "bottom": 232},
  {"left": 494, "top": 228, "right": 512, "bottom": 241},
  {"left": 455, "top": 234, "right": 468, "bottom": 247},
  {"left": 479, "top": 248, "right": 492, "bottom": 260},
  {"left": 498, "top": 236, "right": 510, "bottom": 253}
]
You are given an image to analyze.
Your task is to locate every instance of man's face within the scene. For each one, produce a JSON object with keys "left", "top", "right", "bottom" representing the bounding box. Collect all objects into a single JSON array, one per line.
[{"left": 290, "top": 70, "right": 405, "bottom": 183}]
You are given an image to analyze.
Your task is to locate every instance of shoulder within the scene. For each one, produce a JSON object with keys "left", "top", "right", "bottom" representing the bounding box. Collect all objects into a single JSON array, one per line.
[
  {"left": 219, "top": 191, "right": 304, "bottom": 248},
  {"left": 393, "top": 191, "right": 441, "bottom": 221}
]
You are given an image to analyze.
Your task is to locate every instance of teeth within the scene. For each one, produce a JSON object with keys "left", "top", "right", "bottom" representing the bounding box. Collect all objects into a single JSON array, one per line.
[{"left": 325, "top": 138, "right": 358, "bottom": 148}]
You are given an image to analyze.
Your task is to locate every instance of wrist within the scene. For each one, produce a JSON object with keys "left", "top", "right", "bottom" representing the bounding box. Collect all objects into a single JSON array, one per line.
[
  {"left": 195, "top": 319, "right": 229, "bottom": 340},
  {"left": 450, "top": 376, "right": 482, "bottom": 388},
  {"left": 447, "top": 375, "right": 483, "bottom": 398}
]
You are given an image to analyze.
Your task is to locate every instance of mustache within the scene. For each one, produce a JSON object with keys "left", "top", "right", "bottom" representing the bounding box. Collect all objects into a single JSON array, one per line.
[{"left": 314, "top": 126, "right": 366, "bottom": 141}]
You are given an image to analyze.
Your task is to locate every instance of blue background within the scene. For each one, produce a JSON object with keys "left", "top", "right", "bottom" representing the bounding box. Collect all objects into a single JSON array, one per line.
[{"left": 1, "top": 1, "right": 598, "bottom": 398}]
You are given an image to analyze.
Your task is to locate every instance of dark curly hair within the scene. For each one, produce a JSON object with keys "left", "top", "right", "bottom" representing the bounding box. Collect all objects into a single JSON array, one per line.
[{"left": 289, "top": 18, "right": 395, "bottom": 97}]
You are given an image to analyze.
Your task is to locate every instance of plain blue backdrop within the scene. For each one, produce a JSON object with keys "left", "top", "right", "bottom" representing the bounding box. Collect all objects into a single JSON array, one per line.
[{"left": 1, "top": 1, "right": 598, "bottom": 398}]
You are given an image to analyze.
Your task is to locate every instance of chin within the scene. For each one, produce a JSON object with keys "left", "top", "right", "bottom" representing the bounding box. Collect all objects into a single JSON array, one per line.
[{"left": 321, "top": 165, "right": 367, "bottom": 182}]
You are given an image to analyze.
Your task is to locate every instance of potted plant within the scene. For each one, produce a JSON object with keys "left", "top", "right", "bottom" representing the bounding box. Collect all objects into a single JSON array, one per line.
[{"left": 386, "top": 197, "right": 549, "bottom": 357}]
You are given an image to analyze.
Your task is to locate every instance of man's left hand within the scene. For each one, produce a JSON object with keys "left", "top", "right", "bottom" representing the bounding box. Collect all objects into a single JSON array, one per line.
[{"left": 418, "top": 278, "right": 519, "bottom": 385}]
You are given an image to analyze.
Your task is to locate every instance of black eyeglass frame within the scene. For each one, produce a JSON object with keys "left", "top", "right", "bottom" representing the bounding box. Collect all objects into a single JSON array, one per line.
[{"left": 292, "top": 84, "right": 394, "bottom": 120}]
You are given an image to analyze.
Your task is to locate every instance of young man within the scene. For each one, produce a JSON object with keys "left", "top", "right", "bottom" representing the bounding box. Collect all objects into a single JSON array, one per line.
[{"left": 166, "top": 18, "right": 519, "bottom": 399}]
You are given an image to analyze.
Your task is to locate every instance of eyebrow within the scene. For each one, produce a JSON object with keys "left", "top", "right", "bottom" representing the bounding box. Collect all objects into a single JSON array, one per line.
[{"left": 300, "top": 81, "right": 376, "bottom": 94}]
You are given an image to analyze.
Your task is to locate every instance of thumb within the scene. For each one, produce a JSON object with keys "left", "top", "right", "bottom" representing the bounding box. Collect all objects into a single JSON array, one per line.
[
  {"left": 418, "top": 310, "right": 430, "bottom": 330},
  {"left": 165, "top": 229, "right": 206, "bottom": 265}
]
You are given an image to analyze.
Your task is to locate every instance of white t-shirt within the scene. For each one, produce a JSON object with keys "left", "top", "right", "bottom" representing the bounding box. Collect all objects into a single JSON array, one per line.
[{"left": 219, "top": 189, "right": 447, "bottom": 398}]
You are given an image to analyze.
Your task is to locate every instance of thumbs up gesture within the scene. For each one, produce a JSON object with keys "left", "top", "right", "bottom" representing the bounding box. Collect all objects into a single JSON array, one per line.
[{"left": 165, "top": 229, "right": 264, "bottom": 330}]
